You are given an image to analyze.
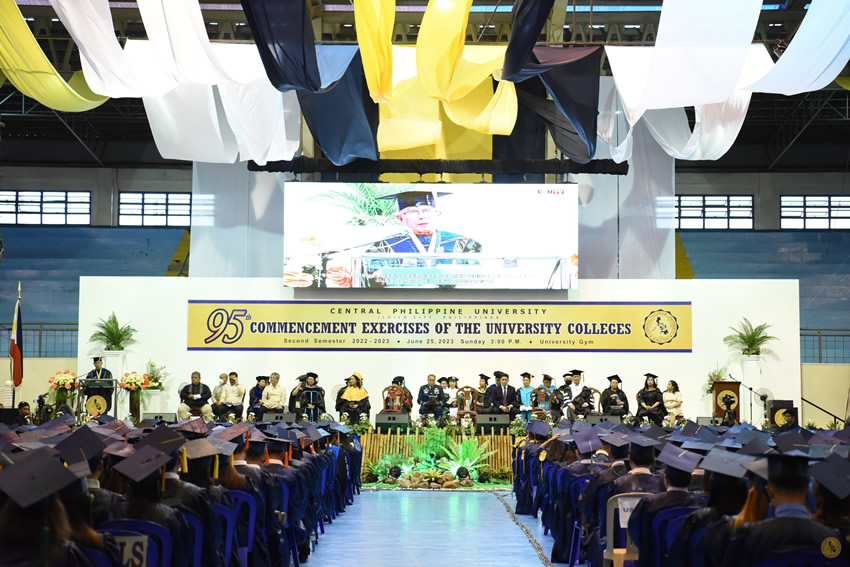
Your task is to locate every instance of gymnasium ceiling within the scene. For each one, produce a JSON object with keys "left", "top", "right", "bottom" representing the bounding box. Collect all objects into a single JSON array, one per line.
[{"left": 0, "top": 0, "right": 848, "bottom": 173}]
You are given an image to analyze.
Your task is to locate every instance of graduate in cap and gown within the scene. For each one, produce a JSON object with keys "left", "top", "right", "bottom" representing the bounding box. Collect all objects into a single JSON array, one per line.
[
  {"left": 335, "top": 372, "right": 370, "bottom": 424},
  {"left": 288, "top": 374, "right": 308, "bottom": 421},
  {"left": 517, "top": 372, "right": 535, "bottom": 422},
  {"left": 600, "top": 374, "right": 630, "bottom": 417},
  {"left": 249, "top": 376, "right": 268, "bottom": 416},
  {"left": 561, "top": 370, "right": 593, "bottom": 422},
  {"left": 635, "top": 373, "right": 666, "bottom": 426},
  {"left": 365, "top": 191, "right": 483, "bottom": 272},
  {"left": 297, "top": 373, "right": 325, "bottom": 422},
  {"left": 476, "top": 374, "right": 495, "bottom": 414}
]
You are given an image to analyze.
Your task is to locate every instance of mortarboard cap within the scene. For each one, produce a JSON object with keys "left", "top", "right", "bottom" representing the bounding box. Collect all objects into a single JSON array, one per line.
[
  {"left": 520, "top": 372, "right": 532, "bottom": 379},
  {"left": 810, "top": 454, "right": 850, "bottom": 500},
  {"left": 0, "top": 448, "right": 79, "bottom": 508},
  {"left": 494, "top": 371, "right": 507, "bottom": 379},
  {"left": 680, "top": 440, "right": 716, "bottom": 453},
  {"left": 103, "top": 442, "right": 136, "bottom": 459},
  {"left": 525, "top": 420, "right": 550, "bottom": 438},
  {"left": 266, "top": 438, "right": 294, "bottom": 453},
  {"left": 767, "top": 454, "right": 809, "bottom": 481},
  {"left": 173, "top": 418, "right": 209, "bottom": 436},
  {"left": 183, "top": 439, "right": 219, "bottom": 461},
  {"left": 208, "top": 437, "right": 238, "bottom": 458},
  {"left": 392, "top": 376, "right": 405, "bottom": 385},
  {"left": 296, "top": 374, "right": 308, "bottom": 383},
  {"left": 681, "top": 421, "right": 700, "bottom": 436},
  {"left": 542, "top": 374, "right": 553, "bottom": 382},
  {"left": 330, "top": 424, "right": 353, "bottom": 435},
  {"left": 573, "top": 428, "right": 603, "bottom": 455},
  {"left": 113, "top": 445, "right": 170, "bottom": 483},
  {"left": 642, "top": 424, "right": 669, "bottom": 440},
  {"left": 554, "top": 420, "right": 572, "bottom": 431},
  {"left": 255, "top": 375, "right": 268, "bottom": 383},
  {"left": 479, "top": 374, "right": 491, "bottom": 383},
  {"left": 95, "top": 414, "right": 116, "bottom": 425},
  {"left": 306, "top": 372, "right": 318, "bottom": 380},
  {"left": 657, "top": 444, "right": 702, "bottom": 474},
  {"left": 743, "top": 458, "right": 768, "bottom": 481},
  {"left": 438, "top": 377, "right": 448, "bottom": 383},
  {"left": 606, "top": 375, "right": 622, "bottom": 384},
  {"left": 55, "top": 426, "right": 106, "bottom": 465},
  {"left": 699, "top": 448, "right": 755, "bottom": 480},
  {"left": 379, "top": 190, "right": 448, "bottom": 211},
  {"left": 717, "top": 438, "right": 743, "bottom": 450},
  {"left": 570, "top": 369, "right": 583, "bottom": 376},
  {"left": 643, "top": 373, "right": 658, "bottom": 379},
  {"left": 136, "top": 425, "right": 187, "bottom": 455},
  {"left": 600, "top": 434, "right": 630, "bottom": 448},
  {"left": 774, "top": 431, "right": 809, "bottom": 455},
  {"left": 136, "top": 419, "right": 159, "bottom": 430},
  {"left": 210, "top": 422, "right": 250, "bottom": 443},
  {"left": 625, "top": 434, "right": 661, "bottom": 461}
]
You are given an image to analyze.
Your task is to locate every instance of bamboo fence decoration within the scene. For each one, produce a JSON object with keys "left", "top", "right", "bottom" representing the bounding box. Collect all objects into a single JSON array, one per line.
[{"left": 360, "top": 429, "right": 514, "bottom": 472}]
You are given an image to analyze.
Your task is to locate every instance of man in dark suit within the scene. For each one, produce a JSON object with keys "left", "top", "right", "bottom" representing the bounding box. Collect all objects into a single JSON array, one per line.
[
  {"left": 491, "top": 371, "right": 518, "bottom": 420},
  {"left": 720, "top": 455, "right": 845, "bottom": 567},
  {"left": 628, "top": 444, "right": 702, "bottom": 567}
]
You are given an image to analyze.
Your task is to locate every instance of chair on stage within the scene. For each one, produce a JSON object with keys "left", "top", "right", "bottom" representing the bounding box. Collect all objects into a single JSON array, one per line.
[
  {"left": 650, "top": 506, "right": 699, "bottom": 567},
  {"left": 603, "top": 493, "right": 645, "bottom": 567},
  {"left": 381, "top": 386, "right": 407, "bottom": 413},
  {"left": 530, "top": 387, "right": 551, "bottom": 419},
  {"left": 456, "top": 387, "right": 479, "bottom": 423},
  {"left": 99, "top": 519, "right": 172, "bottom": 567},
  {"left": 228, "top": 490, "right": 256, "bottom": 567},
  {"left": 214, "top": 503, "right": 237, "bottom": 566}
]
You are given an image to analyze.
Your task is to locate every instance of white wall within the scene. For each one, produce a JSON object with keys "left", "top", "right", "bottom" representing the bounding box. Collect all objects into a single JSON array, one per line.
[
  {"left": 78, "top": 277, "right": 800, "bottom": 423},
  {"left": 1, "top": 357, "right": 77, "bottom": 410}
]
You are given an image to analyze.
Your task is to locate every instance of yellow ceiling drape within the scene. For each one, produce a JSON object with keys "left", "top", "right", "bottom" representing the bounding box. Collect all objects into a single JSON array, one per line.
[
  {"left": 354, "top": 0, "right": 396, "bottom": 103},
  {"left": 837, "top": 77, "right": 850, "bottom": 91},
  {"left": 0, "top": 0, "right": 107, "bottom": 112}
]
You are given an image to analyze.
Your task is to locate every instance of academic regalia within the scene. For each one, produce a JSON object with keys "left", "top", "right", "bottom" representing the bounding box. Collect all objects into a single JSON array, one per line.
[
  {"left": 288, "top": 385, "right": 305, "bottom": 421},
  {"left": 600, "top": 376, "right": 629, "bottom": 417},
  {"left": 249, "top": 382, "right": 266, "bottom": 415},
  {"left": 517, "top": 385, "right": 535, "bottom": 421},
  {"left": 298, "top": 386, "right": 326, "bottom": 422},
  {"left": 162, "top": 474, "right": 222, "bottom": 566},
  {"left": 629, "top": 490, "right": 700, "bottom": 567},
  {"left": 562, "top": 384, "right": 593, "bottom": 420},
  {"left": 720, "top": 516, "right": 843, "bottom": 567},
  {"left": 84, "top": 366, "right": 114, "bottom": 413},
  {"left": 335, "top": 383, "right": 370, "bottom": 425},
  {"left": 635, "top": 388, "right": 665, "bottom": 425},
  {"left": 88, "top": 481, "right": 125, "bottom": 526},
  {"left": 667, "top": 508, "right": 724, "bottom": 567}
]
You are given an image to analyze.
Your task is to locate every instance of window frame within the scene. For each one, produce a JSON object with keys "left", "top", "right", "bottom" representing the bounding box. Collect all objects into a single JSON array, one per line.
[
  {"left": 0, "top": 190, "right": 92, "bottom": 225},
  {"left": 118, "top": 192, "right": 192, "bottom": 227},
  {"left": 780, "top": 195, "right": 850, "bottom": 230},
  {"left": 673, "top": 194, "right": 754, "bottom": 230}
]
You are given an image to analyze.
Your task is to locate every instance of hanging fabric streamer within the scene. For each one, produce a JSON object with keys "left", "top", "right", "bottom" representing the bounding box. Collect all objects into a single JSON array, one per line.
[
  {"left": 0, "top": 0, "right": 107, "bottom": 112},
  {"left": 354, "top": 0, "right": 396, "bottom": 103},
  {"left": 743, "top": 0, "right": 850, "bottom": 96},
  {"left": 837, "top": 78, "right": 850, "bottom": 91},
  {"left": 501, "top": 0, "right": 556, "bottom": 79},
  {"left": 298, "top": 53, "right": 379, "bottom": 166}
]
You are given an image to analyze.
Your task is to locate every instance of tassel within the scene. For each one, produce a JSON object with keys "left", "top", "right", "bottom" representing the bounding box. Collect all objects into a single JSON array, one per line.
[
  {"left": 161, "top": 466, "right": 166, "bottom": 493},
  {"left": 181, "top": 447, "right": 189, "bottom": 473},
  {"left": 213, "top": 454, "right": 219, "bottom": 480},
  {"left": 245, "top": 432, "right": 250, "bottom": 450},
  {"left": 264, "top": 447, "right": 270, "bottom": 465},
  {"left": 310, "top": 444, "right": 315, "bottom": 455},
  {"left": 230, "top": 454, "right": 234, "bottom": 467}
]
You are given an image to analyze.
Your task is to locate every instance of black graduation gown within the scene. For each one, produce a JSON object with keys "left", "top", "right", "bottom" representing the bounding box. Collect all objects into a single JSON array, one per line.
[
  {"left": 249, "top": 386, "right": 265, "bottom": 414},
  {"left": 89, "top": 486, "right": 125, "bottom": 526},
  {"left": 600, "top": 388, "right": 629, "bottom": 416},
  {"left": 115, "top": 499, "right": 193, "bottom": 566},
  {"left": 549, "top": 458, "right": 610, "bottom": 563},
  {"left": 563, "top": 385, "right": 593, "bottom": 416},
  {"left": 84, "top": 368, "right": 114, "bottom": 413},
  {"left": 0, "top": 541, "right": 98, "bottom": 567},
  {"left": 628, "top": 490, "right": 700, "bottom": 567},
  {"left": 162, "top": 478, "right": 222, "bottom": 566},
  {"left": 636, "top": 389, "right": 666, "bottom": 425},
  {"left": 335, "top": 388, "right": 371, "bottom": 423},
  {"left": 264, "top": 462, "right": 309, "bottom": 546},
  {"left": 667, "top": 508, "right": 723, "bottom": 567},
  {"left": 288, "top": 387, "right": 304, "bottom": 421},
  {"left": 721, "top": 517, "right": 845, "bottom": 567},
  {"left": 232, "top": 466, "right": 273, "bottom": 567},
  {"left": 298, "top": 387, "right": 326, "bottom": 422}
]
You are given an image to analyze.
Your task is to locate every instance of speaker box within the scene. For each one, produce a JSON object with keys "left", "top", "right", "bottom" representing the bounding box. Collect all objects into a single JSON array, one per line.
[
  {"left": 768, "top": 401, "right": 795, "bottom": 428},
  {"left": 476, "top": 413, "right": 510, "bottom": 433},
  {"left": 142, "top": 412, "right": 176, "bottom": 423},
  {"left": 267, "top": 412, "right": 297, "bottom": 423},
  {"left": 585, "top": 414, "right": 607, "bottom": 424},
  {"left": 696, "top": 416, "right": 715, "bottom": 426},
  {"left": 375, "top": 412, "right": 410, "bottom": 432}
]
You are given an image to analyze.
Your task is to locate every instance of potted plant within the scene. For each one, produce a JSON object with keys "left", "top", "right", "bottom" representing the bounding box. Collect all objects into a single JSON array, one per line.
[
  {"left": 704, "top": 364, "right": 728, "bottom": 395},
  {"left": 722, "top": 318, "right": 776, "bottom": 356},
  {"left": 89, "top": 312, "right": 138, "bottom": 351},
  {"left": 48, "top": 370, "right": 79, "bottom": 414}
]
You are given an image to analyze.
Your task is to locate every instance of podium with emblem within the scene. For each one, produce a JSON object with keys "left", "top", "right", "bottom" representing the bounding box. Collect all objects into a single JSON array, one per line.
[
  {"left": 77, "top": 378, "right": 118, "bottom": 418},
  {"left": 712, "top": 380, "right": 741, "bottom": 422}
]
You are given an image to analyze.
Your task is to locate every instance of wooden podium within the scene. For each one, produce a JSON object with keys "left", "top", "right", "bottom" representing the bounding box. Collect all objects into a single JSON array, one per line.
[{"left": 712, "top": 381, "right": 741, "bottom": 422}]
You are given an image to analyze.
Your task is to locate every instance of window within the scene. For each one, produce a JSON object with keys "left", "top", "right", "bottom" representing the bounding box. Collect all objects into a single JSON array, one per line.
[
  {"left": 780, "top": 196, "right": 850, "bottom": 229},
  {"left": 674, "top": 195, "right": 754, "bottom": 229},
  {"left": 0, "top": 191, "right": 91, "bottom": 225},
  {"left": 119, "top": 192, "right": 191, "bottom": 227}
]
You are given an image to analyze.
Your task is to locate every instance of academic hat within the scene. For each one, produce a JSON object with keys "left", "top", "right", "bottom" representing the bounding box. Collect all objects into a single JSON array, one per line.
[
  {"left": 55, "top": 426, "right": 106, "bottom": 465},
  {"left": 810, "top": 454, "right": 850, "bottom": 500},
  {"left": 378, "top": 190, "right": 449, "bottom": 211},
  {"left": 330, "top": 424, "right": 353, "bottom": 435},
  {"left": 103, "top": 442, "right": 136, "bottom": 459},
  {"left": 183, "top": 439, "right": 219, "bottom": 465},
  {"left": 717, "top": 438, "right": 743, "bottom": 450},
  {"left": 520, "top": 372, "right": 533, "bottom": 379},
  {"left": 136, "top": 425, "right": 187, "bottom": 456},
  {"left": 680, "top": 440, "right": 716, "bottom": 453},
  {"left": 306, "top": 372, "right": 318, "bottom": 380},
  {"left": 656, "top": 444, "right": 702, "bottom": 474},
  {"left": 95, "top": 414, "right": 117, "bottom": 425},
  {"left": 624, "top": 434, "right": 662, "bottom": 461},
  {"left": 0, "top": 448, "right": 79, "bottom": 508},
  {"left": 392, "top": 376, "right": 405, "bottom": 385},
  {"left": 570, "top": 369, "right": 583, "bottom": 376},
  {"left": 643, "top": 373, "right": 658, "bottom": 379},
  {"left": 494, "top": 371, "right": 507, "bottom": 379},
  {"left": 448, "top": 376, "right": 459, "bottom": 383},
  {"left": 573, "top": 428, "right": 603, "bottom": 455},
  {"left": 642, "top": 424, "right": 669, "bottom": 441},
  {"left": 525, "top": 420, "right": 551, "bottom": 438},
  {"left": 296, "top": 374, "right": 308, "bottom": 383},
  {"left": 210, "top": 422, "right": 250, "bottom": 443},
  {"left": 114, "top": 445, "right": 171, "bottom": 483},
  {"left": 699, "top": 448, "right": 755, "bottom": 480},
  {"left": 255, "top": 375, "right": 269, "bottom": 383},
  {"left": 208, "top": 437, "right": 238, "bottom": 458},
  {"left": 606, "top": 375, "right": 622, "bottom": 384},
  {"left": 600, "top": 433, "right": 630, "bottom": 448},
  {"left": 438, "top": 377, "right": 449, "bottom": 384},
  {"left": 542, "top": 374, "right": 553, "bottom": 382},
  {"left": 774, "top": 431, "right": 810, "bottom": 455},
  {"left": 479, "top": 374, "right": 491, "bottom": 384},
  {"left": 767, "top": 454, "right": 810, "bottom": 481}
]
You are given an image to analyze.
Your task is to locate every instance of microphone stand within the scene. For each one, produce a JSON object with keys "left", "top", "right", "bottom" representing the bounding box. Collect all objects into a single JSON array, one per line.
[{"left": 731, "top": 374, "right": 767, "bottom": 423}]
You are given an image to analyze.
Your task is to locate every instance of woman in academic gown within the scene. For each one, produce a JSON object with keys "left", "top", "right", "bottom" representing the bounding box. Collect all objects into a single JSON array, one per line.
[
  {"left": 600, "top": 375, "right": 629, "bottom": 417},
  {"left": 635, "top": 373, "right": 665, "bottom": 426},
  {"left": 298, "top": 373, "right": 326, "bottom": 422},
  {"left": 335, "top": 372, "right": 370, "bottom": 424}
]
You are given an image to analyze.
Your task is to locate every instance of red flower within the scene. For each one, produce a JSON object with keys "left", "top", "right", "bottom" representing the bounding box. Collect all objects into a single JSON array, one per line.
[
  {"left": 51, "top": 384, "right": 57, "bottom": 390},
  {"left": 48, "top": 377, "right": 54, "bottom": 383},
  {"left": 129, "top": 385, "right": 136, "bottom": 391},
  {"left": 65, "top": 384, "right": 71, "bottom": 390},
  {"left": 143, "top": 374, "right": 149, "bottom": 379}
]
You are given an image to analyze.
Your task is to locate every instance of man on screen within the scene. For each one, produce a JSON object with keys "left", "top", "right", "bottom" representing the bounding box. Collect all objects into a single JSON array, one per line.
[{"left": 366, "top": 191, "right": 482, "bottom": 273}]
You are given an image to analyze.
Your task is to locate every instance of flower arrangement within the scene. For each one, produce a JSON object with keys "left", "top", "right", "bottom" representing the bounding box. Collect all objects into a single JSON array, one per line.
[
  {"left": 119, "top": 371, "right": 153, "bottom": 391},
  {"left": 509, "top": 416, "right": 526, "bottom": 437},
  {"left": 246, "top": 412, "right": 257, "bottom": 423},
  {"left": 143, "top": 360, "right": 167, "bottom": 391},
  {"left": 49, "top": 370, "right": 79, "bottom": 391},
  {"left": 352, "top": 414, "right": 373, "bottom": 435},
  {"left": 319, "top": 413, "right": 335, "bottom": 422},
  {"left": 704, "top": 364, "right": 728, "bottom": 395}
]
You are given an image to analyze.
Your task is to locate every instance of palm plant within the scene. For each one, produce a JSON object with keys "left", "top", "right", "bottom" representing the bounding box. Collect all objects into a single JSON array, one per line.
[
  {"left": 723, "top": 318, "right": 777, "bottom": 356},
  {"left": 311, "top": 182, "right": 410, "bottom": 226},
  {"left": 89, "top": 312, "right": 137, "bottom": 351},
  {"left": 441, "top": 436, "right": 497, "bottom": 480}
]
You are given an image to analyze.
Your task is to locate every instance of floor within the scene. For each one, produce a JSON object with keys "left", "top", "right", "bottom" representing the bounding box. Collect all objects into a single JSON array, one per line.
[{"left": 308, "top": 491, "right": 555, "bottom": 566}]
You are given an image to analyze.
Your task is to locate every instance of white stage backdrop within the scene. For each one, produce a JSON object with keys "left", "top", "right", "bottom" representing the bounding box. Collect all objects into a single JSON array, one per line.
[{"left": 78, "top": 277, "right": 800, "bottom": 424}]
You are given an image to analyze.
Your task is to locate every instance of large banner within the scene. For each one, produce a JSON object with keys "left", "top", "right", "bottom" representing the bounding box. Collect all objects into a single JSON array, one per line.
[{"left": 188, "top": 301, "right": 692, "bottom": 352}]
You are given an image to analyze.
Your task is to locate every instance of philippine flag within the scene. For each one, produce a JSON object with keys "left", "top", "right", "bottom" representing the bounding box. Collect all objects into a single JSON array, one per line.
[{"left": 9, "top": 287, "right": 22, "bottom": 388}]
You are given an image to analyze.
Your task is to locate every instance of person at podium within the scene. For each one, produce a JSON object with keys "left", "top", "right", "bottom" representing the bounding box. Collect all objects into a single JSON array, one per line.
[
  {"left": 365, "top": 190, "right": 482, "bottom": 284},
  {"left": 85, "top": 357, "right": 114, "bottom": 414}
]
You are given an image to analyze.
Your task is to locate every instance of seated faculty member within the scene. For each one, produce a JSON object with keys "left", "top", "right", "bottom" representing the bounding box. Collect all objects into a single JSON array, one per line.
[{"left": 177, "top": 371, "right": 214, "bottom": 422}]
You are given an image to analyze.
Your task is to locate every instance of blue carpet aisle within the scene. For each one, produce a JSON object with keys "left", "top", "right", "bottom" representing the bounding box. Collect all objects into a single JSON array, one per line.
[{"left": 308, "top": 491, "right": 554, "bottom": 566}]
